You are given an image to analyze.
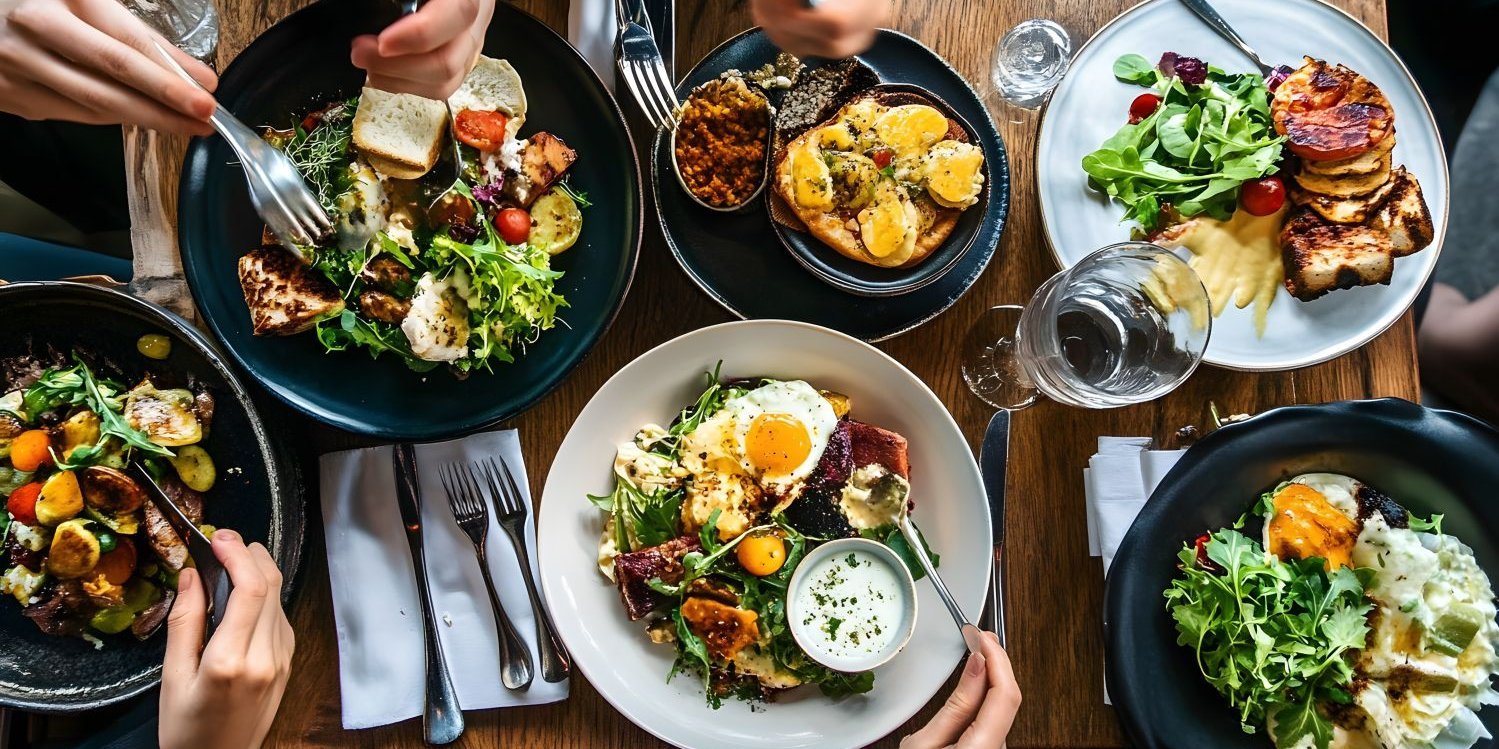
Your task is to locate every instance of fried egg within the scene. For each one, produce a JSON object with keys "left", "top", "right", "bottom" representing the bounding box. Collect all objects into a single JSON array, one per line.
[{"left": 679, "top": 381, "right": 839, "bottom": 538}]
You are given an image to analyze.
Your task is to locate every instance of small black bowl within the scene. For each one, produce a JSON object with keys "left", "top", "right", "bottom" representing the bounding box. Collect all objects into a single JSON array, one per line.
[
  {"left": 0, "top": 282, "right": 302, "bottom": 713},
  {"left": 1104, "top": 398, "right": 1499, "bottom": 748},
  {"left": 770, "top": 82, "right": 992, "bottom": 297}
]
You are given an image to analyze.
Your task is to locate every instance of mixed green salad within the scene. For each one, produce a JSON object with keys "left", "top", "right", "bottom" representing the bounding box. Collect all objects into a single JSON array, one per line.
[{"left": 1083, "top": 52, "right": 1285, "bottom": 232}]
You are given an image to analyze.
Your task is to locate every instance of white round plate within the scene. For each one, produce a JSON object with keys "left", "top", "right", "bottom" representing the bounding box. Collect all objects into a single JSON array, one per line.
[
  {"left": 537, "top": 320, "right": 990, "bottom": 749},
  {"left": 1036, "top": 0, "right": 1448, "bottom": 371}
]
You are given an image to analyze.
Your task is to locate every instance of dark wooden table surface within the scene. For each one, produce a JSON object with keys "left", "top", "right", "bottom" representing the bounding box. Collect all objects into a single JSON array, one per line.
[{"left": 122, "top": 0, "right": 1413, "bottom": 746}]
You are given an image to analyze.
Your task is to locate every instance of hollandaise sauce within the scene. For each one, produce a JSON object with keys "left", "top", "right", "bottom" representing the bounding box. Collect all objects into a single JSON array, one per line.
[{"left": 1158, "top": 206, "right": 1287, "bottom": 337}]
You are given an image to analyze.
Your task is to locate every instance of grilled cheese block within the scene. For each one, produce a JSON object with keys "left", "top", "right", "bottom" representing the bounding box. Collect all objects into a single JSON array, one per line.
[
  {"left": 1280, "top": 208, "right": 1394, "bottom": 301},
  {"left": 1368, "top": 169, "right": 1435, "bottom": 257},
  {"left": 237, "top": 247, "right": 345, "bottom": 335}
]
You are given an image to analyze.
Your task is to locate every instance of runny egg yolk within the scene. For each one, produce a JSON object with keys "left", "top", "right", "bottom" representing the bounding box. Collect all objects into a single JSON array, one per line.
[
  {"left": 746, "top": 413, "right": 812, "bottom": 474},
  {"left": 1266, "top": 483, "right": 1359, "bottom": 570}
]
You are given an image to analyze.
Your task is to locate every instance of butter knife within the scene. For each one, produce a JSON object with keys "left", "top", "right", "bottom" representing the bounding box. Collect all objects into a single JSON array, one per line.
[
  {"left": 978, "top": 409, "right": 1009, "bottom": 647},
  {"left": 130, "top": 461, "right": 230, "bottom": 637},
  {"left": 393, "top": 444, "right": 464, "bottom": 745}
]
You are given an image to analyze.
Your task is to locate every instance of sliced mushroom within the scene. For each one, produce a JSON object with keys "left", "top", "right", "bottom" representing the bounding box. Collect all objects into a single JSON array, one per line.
[
  {"left": 80, "top": 466, "right": 147, "bottom": 515},
  {"left": 191, "top": 385, "right": 215, "bottom": 437},
  {"left": 131, "top": 588, "right": 175, "bottom": 641},
  {"left": 124, "top": 380, "right": 202, "bottom": 446},
  {"left": 359, "top": 255, "right": 413, "bottom": 294}
]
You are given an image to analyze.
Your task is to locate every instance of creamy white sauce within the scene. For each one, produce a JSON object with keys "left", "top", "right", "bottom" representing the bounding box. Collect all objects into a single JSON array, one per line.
[
  {"left": 794, "top": 549, "right": 905, "bottom": 660},
  {"left": 839, "top": 465, "right": 909, "bottom": 530}
]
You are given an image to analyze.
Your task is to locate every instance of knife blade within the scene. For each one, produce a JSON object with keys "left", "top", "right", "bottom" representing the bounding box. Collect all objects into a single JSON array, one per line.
[
  {"left": 392, "top": 443, "right": 464, "bottom": 745},
  {"left": 130, "top": 461, "right": 230, "bottom": 636},
  {"left": 978, "top": 409, "right": 1009, "bottom": 647}
]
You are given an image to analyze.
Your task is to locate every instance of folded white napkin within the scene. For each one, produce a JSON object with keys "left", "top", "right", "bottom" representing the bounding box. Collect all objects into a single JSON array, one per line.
[
  {"left": 568, "top": 0, "right": 616, "bottom": 90},
  {"left": 1083, "top": 436, "right": 1184, "bottom": 705},
  {"left": 320, "top": 430, "right": 568, "bottom": 731}
]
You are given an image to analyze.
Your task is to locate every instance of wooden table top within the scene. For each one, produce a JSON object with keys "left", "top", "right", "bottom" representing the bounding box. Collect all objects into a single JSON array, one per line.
[{"left": 122, "top": 0, "right": 1413, "bottom": 746}]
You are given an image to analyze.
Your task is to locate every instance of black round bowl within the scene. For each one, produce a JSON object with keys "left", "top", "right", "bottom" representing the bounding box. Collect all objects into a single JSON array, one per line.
[
  {"left": 1104, "top": 398, "right": 1499, "bottom": 748},
  {"left": 178, "top": 0, "right": 641, "bottom": 439},
  {"left": 0, "top": 282, "right": 302, "bottom": 713},
  {"left": 770, "top": 82, "right": 993, "bottom": 298}
]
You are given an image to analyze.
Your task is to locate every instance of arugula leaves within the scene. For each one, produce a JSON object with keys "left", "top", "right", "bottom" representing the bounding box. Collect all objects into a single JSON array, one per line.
[
  {"left": 22, "top": 358, "right": 174, "bottom": 470},
  {"left": 1163, "top": 530, "right": 1372, "bottom": 748},
  {"left": 315, "top": 310, "right": 441, "bottom": 374},
  {"left": 1083, "top": 53, "right": 1283, "bottom": 232},
  {"left": 858, "top": 524, "right": 939, "bottom": 581},
  {"left": 651, "top": 364, "right": 747, "bottom": 460}
]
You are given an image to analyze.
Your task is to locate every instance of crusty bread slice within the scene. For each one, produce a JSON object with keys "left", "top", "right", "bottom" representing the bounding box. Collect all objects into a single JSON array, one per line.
[
  {"left": 352, "top": 87, "right": 447, "bottom": 180},
  {"left": 448, "top": 56, "right": 527, "bottom": 137},
  {"left": 238, "top": 247, "right": 345, "bottom": 335}
]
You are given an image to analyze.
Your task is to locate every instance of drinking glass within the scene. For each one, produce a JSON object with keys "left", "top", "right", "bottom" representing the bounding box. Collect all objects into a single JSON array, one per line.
[
  {"left": 122, "top": 0, "right": 218, "bottom": 62},
  {"left": 962, "top": 243, "right": 1211, "bottom": 410},
  {"left": 990, "top": 19, "right": 1072, "bottom": 109}
]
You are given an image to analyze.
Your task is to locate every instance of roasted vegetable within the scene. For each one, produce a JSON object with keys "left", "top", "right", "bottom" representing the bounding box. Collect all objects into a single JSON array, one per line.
[
  {"left": 124, "top": 381, "right": 201, "bottom": 447},
  {"left": 47, "top": 519, "right": 101, "bottom": 579},
  {"left": 10, "top": 430, "right": 52, "bottom": 472},
  {"left": 166, "top": 445, "right": 217, "bottom": 493},
  {"left": 80, "top": 466, "right": 146, "bottom": 515},
  {"left": 528, "top": 188, "right": 583, "bottom": 255},
  {"left": 60, "top": 410, "right": 101, "bottom": 458},
  {"left": 35, "top": 471, "right": 84, "bottom": 526}
]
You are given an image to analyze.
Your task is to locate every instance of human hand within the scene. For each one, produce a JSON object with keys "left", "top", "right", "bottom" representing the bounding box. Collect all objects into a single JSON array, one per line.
[
  {"left": 901, "top": 631, "right": 1022, "bottom": 749},
  {"left": 159, "top": 530, "right": 294, "bottom": 749},
  {"left": 750, "top": 0, "right": 890, "bottom": 59},
  {"left": 351, "top": 0, "right": 494, "bottom": 99},
  {"left": 0, "top": 0, "right": 216, "bottom": 134}
]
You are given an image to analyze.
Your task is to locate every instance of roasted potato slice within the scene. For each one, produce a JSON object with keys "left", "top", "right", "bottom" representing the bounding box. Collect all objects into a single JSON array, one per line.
[
  {"left": 167, "top": 445, "right": 217, "bottom": 493},
  {"left": 528, "top": 189, "right": 583, "bottom": 255},
  {"left": 60, "top": 410, "right": 101, "bottom": 457},
  {"left": 47, "top": 519, "right": 101, "bottom": 579},
  {"left": 820, "top": 390, "right": 852, "bottom": 419},
  {"left": 35, "top": 471, "right": 84, "bottom": 526}
]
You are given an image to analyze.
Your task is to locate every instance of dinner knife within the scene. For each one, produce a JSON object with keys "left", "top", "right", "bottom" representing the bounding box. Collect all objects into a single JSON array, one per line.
[
  {"left": 393, "top": 444, "right": 464, "bottom": 745},
  {"left": 130, "top": 461, "right": 231, "bottom": 637},
  {"left": 978, "top": 409, "right": 1009, "bottom": 647}
]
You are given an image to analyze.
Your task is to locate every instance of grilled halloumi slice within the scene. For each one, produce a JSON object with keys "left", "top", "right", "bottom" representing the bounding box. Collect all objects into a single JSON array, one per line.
[
  {"left": 1368, "top": 169, "right": 1434, "bottom": 257},
  {"left": 237, "top": 247, "right": 345, "bottom": 336},
  {"left": 1280, "top": 207, "right": 1394, "bottom": 301}
]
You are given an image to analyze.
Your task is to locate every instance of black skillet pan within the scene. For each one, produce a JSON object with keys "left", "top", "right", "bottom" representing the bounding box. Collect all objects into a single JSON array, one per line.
[
  {"left": 0, "top": 282, "right": 302, "bottom": 713},
  {"left": 1104, "top": 398, "right": 1499, "bottom": 747}
]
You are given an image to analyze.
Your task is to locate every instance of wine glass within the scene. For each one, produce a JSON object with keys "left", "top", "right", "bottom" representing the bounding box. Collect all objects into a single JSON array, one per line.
[
  {"left": 989, "top": 19, "right": 1072, "bottom": 109},
  {"left": 962, "top": 243, "right": 1212, "bottom": 410}
]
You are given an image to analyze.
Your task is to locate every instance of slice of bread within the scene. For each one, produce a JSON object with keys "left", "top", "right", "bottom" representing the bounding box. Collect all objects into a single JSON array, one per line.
[
  {"left": 448, "top": 56, "right": 527, "bottom": 137},
  {"left": 352, "top": 87, "right": 447, "bottom": 180}
]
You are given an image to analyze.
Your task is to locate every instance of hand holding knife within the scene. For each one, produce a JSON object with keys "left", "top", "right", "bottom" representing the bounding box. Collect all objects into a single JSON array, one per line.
[{"left": 130, "top": 462, "right": 231, "bottom": 637}]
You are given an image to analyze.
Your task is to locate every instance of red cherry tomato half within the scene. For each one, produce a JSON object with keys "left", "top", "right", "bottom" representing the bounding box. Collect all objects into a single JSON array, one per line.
[
  {"left": 1240, "top": 176, "right": 1286, "bottom": 216},
  {"left": 495, "top": 208, "right": 531, "bottom": 245},
  {"left": 871, "top": 148, "right": 893, "bottom": 168},
  {"left": 6, "top": 482, "right": 41, "bottom": 527},
  {"left": 1128, "top": 93, "right": 1161, "bottom": 124},
  {"left": 1193, "top": 533, "right": 1212, "bottom": 567},
  {"left": 454, "top": 109, "right": 510, "bottom": 152}
]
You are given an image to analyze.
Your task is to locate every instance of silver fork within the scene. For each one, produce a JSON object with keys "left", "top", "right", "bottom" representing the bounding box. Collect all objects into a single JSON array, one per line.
[
  {"left": 152, "top": 42, "right": 331, "bottom": 258},
  {"left": 614, "top": 0, "right": 678, "bottom": 131},
  {"left": 438, "top": 462, "right": 535, "bottom": 690},
  {"left": 479, "top": 457, "right": 571, "bottom": 683}
]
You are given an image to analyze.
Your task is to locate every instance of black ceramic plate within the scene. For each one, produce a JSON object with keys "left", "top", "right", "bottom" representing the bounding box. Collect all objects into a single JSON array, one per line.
[
  {"left": 770, "top": 82, "right": 992, "bottom": 297},
  {"left": 1104, "top": 398, "right": 1499, "bottom": 748},
  {"left": 654, "top": 29, "right": 1010, "bottom": 340},
  {"left": 179, "top": 0, "right": 641, "bottom": 439},
  {"left": 0, "top": 282, "right": 302, "bottom": 713}
]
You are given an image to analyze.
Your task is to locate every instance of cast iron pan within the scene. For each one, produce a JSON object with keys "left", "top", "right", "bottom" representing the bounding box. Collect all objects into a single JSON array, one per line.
[
  {"left": 0, "top": 282, "right": 303, "bottom": 712},
  {"left": 178, "top": 0, "right": 641, "bottom": 439},
  {"left": 1104, "top": 398, "right": 1499, "bottom": 747}
]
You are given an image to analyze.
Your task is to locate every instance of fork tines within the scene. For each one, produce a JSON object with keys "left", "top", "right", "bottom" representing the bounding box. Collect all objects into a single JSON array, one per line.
[
  {"left": 438, "top": 462, "right": 491, "bottom": 534},
  {"left": 478, "top": 457, "right": 527, "bottom": 518}
]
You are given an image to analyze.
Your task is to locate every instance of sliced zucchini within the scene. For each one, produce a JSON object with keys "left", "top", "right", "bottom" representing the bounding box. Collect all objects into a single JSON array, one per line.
[{"left": 528, "top": 188, "right": 583, "bottom": 255}]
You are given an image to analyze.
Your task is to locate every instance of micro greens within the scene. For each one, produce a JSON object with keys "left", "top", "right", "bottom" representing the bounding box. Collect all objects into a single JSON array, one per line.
[
  {"left": 23, "top": 358, "right": 174, "bottom": 469},
  {"left": 282, "top": 97, "right": 358, "bottom": 213}
]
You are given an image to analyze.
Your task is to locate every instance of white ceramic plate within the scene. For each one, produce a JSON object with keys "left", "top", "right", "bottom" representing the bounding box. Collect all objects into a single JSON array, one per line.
[
  {"left": 537, "top": 320, "right": 990, "bottom": 749},
  {"left": 1036, "top": 0, "right": 1448, "bottom": 371}
]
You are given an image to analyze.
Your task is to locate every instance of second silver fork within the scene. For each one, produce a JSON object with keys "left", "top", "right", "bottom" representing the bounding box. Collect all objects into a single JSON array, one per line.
[{"left": 439, "top": 463, "right": 535, "bottom": 690}]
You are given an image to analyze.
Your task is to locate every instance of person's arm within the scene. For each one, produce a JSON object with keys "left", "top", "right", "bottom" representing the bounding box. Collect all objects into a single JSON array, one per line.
[
  {"left": 159, "top": 530, "right": 295, "bottom": 749},
  {"left": 350, "top": 0, "right": 495, "bottom": 99},
  {"left": 902, "top": 631, "right": 1022, "bottom": 749},
  {"left": 0, "top": 0, "right": 216, "bottom": 134},
  {"left": 750, "top": 0, "right": 891, "bottom": 59}
]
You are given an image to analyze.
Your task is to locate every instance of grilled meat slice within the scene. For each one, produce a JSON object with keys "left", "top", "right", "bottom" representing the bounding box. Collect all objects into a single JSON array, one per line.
[
  {"left": 514, "top": 132, "right": 577, "bottom": 206},
  {"left": 847, "top": 420, "right": 910, "bottom": 479},
  {"left": 359, "top": 255, "right": 413, "bottom": 294},
  {"left": 143, "top": 473, "right": 205, "bottom": 572},
  {"left": 681, "top": 596, "right": 759, "bottom": 661},
  {"left": 1281, "top": 207, "right": 1393, "bottom": 301},
  {"left": 614, "top": 535, "right": 702, "bottom": 620},
  {"left": 357, "top": 290, "right": 411, "bottom": 324},
  {"left": 131, "top": 588, "right": 175, "bottom": 641},
  {"left": 1367, "top": 169, "right": 1433, "bottom": 257},
  {"left": 237, "top": 247, "right": 345, "bottom": 336},
  {"left": 1272, "top": 57, "right": 1394, "bottom": 161}
]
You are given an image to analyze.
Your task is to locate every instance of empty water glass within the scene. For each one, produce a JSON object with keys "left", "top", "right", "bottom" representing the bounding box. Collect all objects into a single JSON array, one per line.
[
  {"left": 122, "top": 0, "right": 218, "bottom": 62},
  {"left": 990, "top": 19, "right": 1071, "bottom": 109},
  {"left": 962, "top": 243, "right": 1211, "bottom": 410}
]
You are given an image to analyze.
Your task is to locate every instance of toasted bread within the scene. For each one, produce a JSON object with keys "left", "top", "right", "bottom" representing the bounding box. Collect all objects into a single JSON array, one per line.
[
  {"left": 1272, "top": 57, "right": 1394, "bottom": 161},
  {"left": 352, "top": 87, "right": 447, "bottom": 180},
  {"left": 1368, "top": 169, "right": 1433, "bottom": 257},
  {"left": 1280, "top": 208, "right": 1394, "bottom": 301},
  {"left": 237, "top": 247, "right": 345, "bottom": 335},
  {"left": 448, "top": 56, "right": 527, "bottom": 138}
]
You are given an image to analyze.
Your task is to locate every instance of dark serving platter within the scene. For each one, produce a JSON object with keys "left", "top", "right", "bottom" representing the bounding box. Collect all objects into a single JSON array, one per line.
[
  {"left": 178, "top": 0, "right": 641, "bottom": 439},
  {"left": 1104, "top": 398, "right": 1499, "bottom": 748},
  {"left": 0, "top": 282, "right": 302, "bottom": 713},
  {"left": 653, "top": 28, "right": 1010, "bottom": 341},
  {"left": 770, "top": 82, "right": 994, "bottom": 297}
]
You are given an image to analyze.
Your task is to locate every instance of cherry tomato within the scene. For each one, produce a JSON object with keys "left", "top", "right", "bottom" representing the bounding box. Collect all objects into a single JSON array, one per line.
[
  {"left": 871, "top": 148, "right": 893, "bottom": 169},
  {"left": 1240, "top": 176, "right": 1286, "bottom": 216},
  {"left": 495, "top": 208, "right": 531, "bottom": 245},
  {"left": 6, "top": 482, "right": 41, "bottom": 527},
  {"left": 1192, "top": 533, "right": 1211, "bottom": 567},
  {"left": 1128, "top": 93, "right": 1161, "bottom": 124},
  {"left": 10, "top": 430, "right": 52, "bottom": 472},
  {"left": 454, "top": 109, "right": 510, "bottom": 152}
]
